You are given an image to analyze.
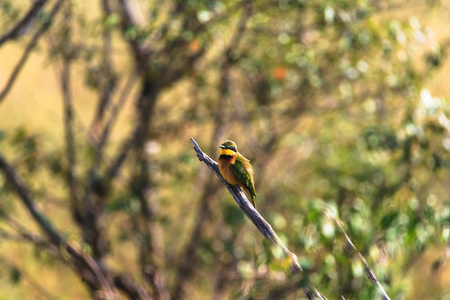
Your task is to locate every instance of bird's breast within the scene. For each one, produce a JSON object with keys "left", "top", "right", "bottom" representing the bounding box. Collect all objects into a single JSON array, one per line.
[{"left": 218, "top": 157, "right": 239, "bottom": 185}]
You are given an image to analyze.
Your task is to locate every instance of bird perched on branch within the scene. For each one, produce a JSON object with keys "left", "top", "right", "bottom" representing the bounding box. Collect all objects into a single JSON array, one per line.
[{"left": 218, "top": 140, "right": 257, "bottom": 208}]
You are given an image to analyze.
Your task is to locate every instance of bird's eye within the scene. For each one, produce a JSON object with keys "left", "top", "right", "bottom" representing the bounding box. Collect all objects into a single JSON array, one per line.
[{"left": 229, "top": 146, "right": 236, "bottom": 151}]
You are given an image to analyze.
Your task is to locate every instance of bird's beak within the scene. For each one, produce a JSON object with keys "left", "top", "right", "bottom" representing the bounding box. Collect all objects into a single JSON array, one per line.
[{"left": 218, "top": 145, "right": 226, "bottom": 149}]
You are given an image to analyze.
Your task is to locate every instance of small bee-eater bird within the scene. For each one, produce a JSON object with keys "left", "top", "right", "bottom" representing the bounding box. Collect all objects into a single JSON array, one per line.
[{"left": 218, "top": 140, "right": 257, "bottom": 208}]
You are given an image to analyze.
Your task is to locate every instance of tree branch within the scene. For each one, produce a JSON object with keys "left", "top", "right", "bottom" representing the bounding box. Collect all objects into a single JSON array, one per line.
[
  {"left": 329, "top": 215, "right": 391, "bottom": 300},
  {"left": 0, "top": 0, "right": 48, "bottom": 46},
  {"left": 190, "top": 138, "right": 325, "bottom": 300}
]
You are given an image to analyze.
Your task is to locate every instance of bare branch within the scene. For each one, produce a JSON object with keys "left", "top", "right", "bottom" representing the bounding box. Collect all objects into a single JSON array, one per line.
[
  {"left": 330, "top": 215, "right": 391, "bottom": 300},
  {"left": 0, "top": 0, "right": 64, "bottom": 104},
  {"left": 190, "top": 138, "right": 325, "bottom": 300},
  {"left": 0, "top": 0, "right": 48, "bottom": 46}
]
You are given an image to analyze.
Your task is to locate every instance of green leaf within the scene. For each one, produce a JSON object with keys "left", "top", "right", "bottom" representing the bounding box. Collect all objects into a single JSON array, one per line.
[
  {"left": 380, "top": 211, "right": 398, "bottom": 230},
  {"left": 9, "top": 267, "right": 21, "bottom": 284}
]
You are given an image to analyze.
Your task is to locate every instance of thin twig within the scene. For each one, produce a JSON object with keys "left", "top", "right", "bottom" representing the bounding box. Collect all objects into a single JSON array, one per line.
[
  {"left": 190, "top": 138, "right": 325, "bottom": 300},
  {"left": 329, "top": 215, "right": 391, "bottom": 300},
  {"left": 0, "top": 0, "right": 64, "bottom": 104}
]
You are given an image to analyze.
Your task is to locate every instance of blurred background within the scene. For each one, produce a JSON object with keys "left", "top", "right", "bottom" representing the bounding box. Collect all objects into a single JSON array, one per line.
[{"left": 0, "top": 0, "right": 449, "bottom": 299}]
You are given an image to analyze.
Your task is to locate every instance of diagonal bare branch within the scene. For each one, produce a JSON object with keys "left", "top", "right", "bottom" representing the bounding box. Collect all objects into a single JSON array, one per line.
[{"left": 329, "top": 215, "right": 391, "bottom": 300}]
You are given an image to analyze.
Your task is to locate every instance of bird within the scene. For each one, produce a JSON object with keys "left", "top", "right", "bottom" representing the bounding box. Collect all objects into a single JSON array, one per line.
[{"left": 218, "top": 140, "right": 257, "bottom": 208}]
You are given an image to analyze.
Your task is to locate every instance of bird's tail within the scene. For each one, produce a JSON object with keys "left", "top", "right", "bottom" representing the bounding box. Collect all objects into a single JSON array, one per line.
[
  {"left": 250, "top": 194, "right": 257, "bottom": 209},
  {"left": 243, "top": 189, "right": 257, "bottom": 209}
]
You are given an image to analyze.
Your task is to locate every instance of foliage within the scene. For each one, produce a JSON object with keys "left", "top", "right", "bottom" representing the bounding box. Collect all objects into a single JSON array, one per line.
[{"left": 0, "top": 0, "right": 449, "bottom": 299}]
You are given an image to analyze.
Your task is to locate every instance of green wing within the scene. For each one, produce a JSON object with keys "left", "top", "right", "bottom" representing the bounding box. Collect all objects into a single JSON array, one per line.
[{"left": 230, "top": 156, "right": 257, "bottom": 198}]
